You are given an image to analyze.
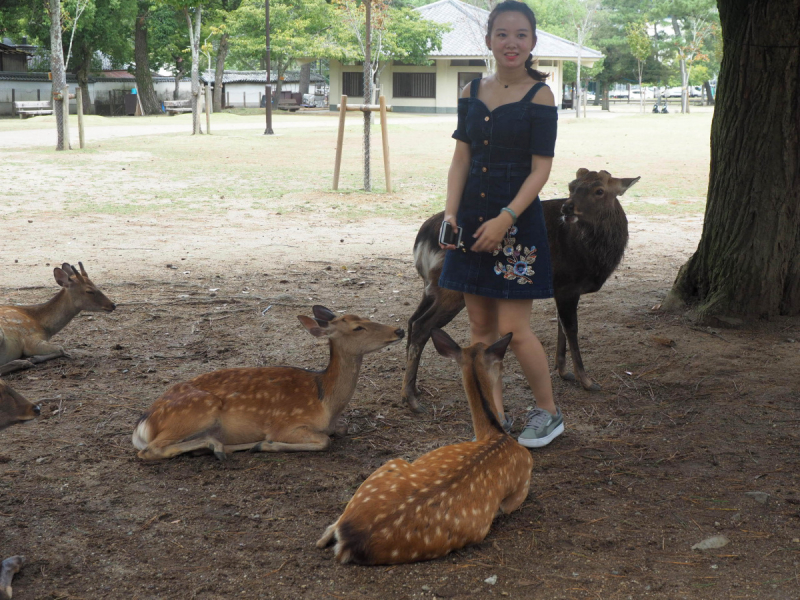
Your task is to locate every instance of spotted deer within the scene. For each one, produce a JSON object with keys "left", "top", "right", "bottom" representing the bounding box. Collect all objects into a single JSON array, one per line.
[
  {"left": 317, "top": 329, "right": 533, "bottom": 565},
  {"left": 403, "top": 169, "right": 640, "bottom": 411},
  {"left": 0, "top": 263, "right": 116, "bottom": 376},
  {"left": 133, "top": 305, "right": 405, "bottom": 460}
]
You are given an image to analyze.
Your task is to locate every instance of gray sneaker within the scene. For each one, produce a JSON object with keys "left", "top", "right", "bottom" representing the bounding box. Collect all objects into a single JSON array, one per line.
[{"left": 518, "top": 408, "right": 564, "bottom": 448}]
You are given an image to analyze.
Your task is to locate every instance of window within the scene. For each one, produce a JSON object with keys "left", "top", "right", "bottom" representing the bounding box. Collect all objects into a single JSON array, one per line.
[
  {"left": 342, "top": 72, "right": 363, "bottom": 98},
  {"left": 450, "top": 59, "right": 486, "bottom": 67},
  {"left": 393, "top": 73, "right": 436, "bottom": 98}
]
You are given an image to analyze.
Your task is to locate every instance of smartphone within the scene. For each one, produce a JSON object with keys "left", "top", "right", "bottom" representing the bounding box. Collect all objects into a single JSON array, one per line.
[{"left": 439, "top": 220, "right": 463, "bottom": 247}]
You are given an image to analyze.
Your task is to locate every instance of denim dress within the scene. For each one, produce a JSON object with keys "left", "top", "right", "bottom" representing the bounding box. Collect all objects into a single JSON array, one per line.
[{"left": 439, "top": 78, "right": 558, "bottom": 300}]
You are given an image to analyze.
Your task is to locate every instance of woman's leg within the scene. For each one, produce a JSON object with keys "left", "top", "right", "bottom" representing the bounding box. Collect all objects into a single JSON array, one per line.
[
  {"left": 496, "top": 298, "right": 556, "bottom": 415},
  {"left": 463, "top": 293, "right": 503, "bottom": 418}
]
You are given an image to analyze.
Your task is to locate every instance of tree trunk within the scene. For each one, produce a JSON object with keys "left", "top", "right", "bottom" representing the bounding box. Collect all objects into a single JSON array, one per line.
[
  {"left": 173, "top": 57, "right": 184, "bottom": 100},
  {"left": 185, "top": 6, "right": 203, "bottom": 134},
  {"left": 76, "top": 45, "right": 93, "bottom": 116},
  {"left": 601, "top": 82, "right": 609, "bottom": 111},
  {"left": 664, "top": 0, "right": 800, "bottom": 319},
  {"left": 134, "top": 4, "right": 161, "bottom": 115},
  {"left": 703, "top": 80, "right": 715, "bottom": 106},
  {"left": 213, "top": 32, "right": 229, "bottom": 112},
  {"left": 299, "top": 62, "right": 311, "bottom": 96},
  {"left": 672, "top": 16, "right": 689, "bottom": 114},
  {"left": 48, "top": 0, "right": 67, "bottom": 151}
]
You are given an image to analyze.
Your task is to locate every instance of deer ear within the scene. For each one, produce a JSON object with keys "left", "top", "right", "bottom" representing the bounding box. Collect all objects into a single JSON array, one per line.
[
  {"left": 576, "top": 168, "right": 590, "bottom": 179},
  {"left": 312, "top": 305, "right": 336, "bottom": 323},
  {"left": 431, "top": 328, "right": 461, "bottom": 361},
  {"left": 53, "top": 268, "right": 73, "bottom": 288},
  {"left": 297, "top": 315, "right": 329, "bottom": 338},
  {"left": 78, "top": 262, "right": 88, "bottom": 277},
  {"left": 614, "top": 176, "right": 641, "bottom": 196},
  {"left": 486, "top": 333, "right": 513, "bottom": 361}
]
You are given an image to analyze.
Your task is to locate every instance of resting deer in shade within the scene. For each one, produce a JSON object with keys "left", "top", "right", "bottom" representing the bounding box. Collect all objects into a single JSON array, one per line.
[
  {"left": 0, "top": 262, "right": 116, "bottom": 376},
  {"left": 133, "top": 306, "right": 404, "bottom": 460},
  {"left": 317, "top": 329, "right": 533, "bottom": 565}
]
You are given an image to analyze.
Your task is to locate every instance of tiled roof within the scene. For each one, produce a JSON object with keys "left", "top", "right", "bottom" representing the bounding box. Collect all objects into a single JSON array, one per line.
[{"left": 416, "top": 0, "right": 603, "bottom": 61}]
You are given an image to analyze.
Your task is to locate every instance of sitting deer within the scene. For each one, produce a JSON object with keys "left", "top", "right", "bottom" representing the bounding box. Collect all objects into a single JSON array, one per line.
[
  {"left": 133, "top": 305, "right": 405, "bottom": 460},
  {"left": 0, "top": 263, "right": 116, "bottom": 376},
  {"left": 0, "top": 379, "right": 39, "bottom": 599},
  {"left": 403, "top": 169, "right": 640, "bottom": 411},
  {"left": 317, "top": 329, "right": 533, "bottom": 565}
]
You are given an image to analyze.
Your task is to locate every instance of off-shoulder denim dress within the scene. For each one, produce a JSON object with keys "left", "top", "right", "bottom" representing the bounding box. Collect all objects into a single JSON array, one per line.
[{"left": 439, "top": 78, "right": 558, "bottom": 299}]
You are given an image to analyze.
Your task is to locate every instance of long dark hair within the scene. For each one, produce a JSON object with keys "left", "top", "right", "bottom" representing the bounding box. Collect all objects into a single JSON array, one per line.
[{"left": 487, "top": 0, "right": 549, "bottom": 82}]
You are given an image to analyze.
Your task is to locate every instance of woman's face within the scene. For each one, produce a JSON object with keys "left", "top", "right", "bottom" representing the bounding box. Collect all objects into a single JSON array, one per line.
[{"left": 486, "top": 11, "right": 536, "bottom": 70}]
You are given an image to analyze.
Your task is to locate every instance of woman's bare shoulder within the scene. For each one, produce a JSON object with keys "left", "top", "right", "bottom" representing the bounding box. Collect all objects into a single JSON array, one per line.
[{"left": 532, "top": 84, "right": 555, "bottom": 106}]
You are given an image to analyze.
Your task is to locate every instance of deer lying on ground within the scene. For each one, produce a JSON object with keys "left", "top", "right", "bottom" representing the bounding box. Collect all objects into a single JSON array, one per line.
[
  {"left": 133, "top": 305, "right": 404, "bottom": 460},
  {"left": 317, "top": 329, "right": 533, "bottom": 565},
  {"left": 0, "top": 380, "right": 39, "bottom": 599},
  {"left": 402, "top": 169, "right": 640, "bottom": 411},
  {"left": 0, "top": 263, "right": 116, "bottom": 376}
]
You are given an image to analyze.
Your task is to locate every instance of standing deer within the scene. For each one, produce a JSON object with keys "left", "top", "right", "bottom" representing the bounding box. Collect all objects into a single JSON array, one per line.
[
  {"left": 0, "top": 263, "right": 116, "bottom": 376},
  {"left": 133, "top": 305, "right": 404, "bottom": 460},
  {"left": 403, "top": 169, "right": 640, "bottom": 411},
  {"left": 0, "top": 379, "right": 39, "bottom": 599},
  {"left": 317, "top": 329, "right": 533, "bottom": 565}
]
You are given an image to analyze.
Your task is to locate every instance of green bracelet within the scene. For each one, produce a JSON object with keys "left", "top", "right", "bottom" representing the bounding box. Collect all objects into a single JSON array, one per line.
[{"left": 500, "top": 206, "right": 518, "bottom": 224}]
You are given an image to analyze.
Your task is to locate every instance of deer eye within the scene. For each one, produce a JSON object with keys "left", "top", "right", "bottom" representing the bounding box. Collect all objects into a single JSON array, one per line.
[
  {"left": 354, "top": 326, "right": 366, "bottom": 332},
  {"left": 86, "top": 290, "right": 95, "bottom": 295},
  {"left": 595, "top": 188, "right": 604, "bottom": 196}
]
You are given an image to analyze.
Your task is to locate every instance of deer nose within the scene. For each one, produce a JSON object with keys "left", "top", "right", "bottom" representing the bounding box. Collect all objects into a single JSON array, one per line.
[
  {"left": 107, "top": 303, "right": 117, "bottom": 312},
  {"left": 561, "top": 203, "right": 575, "bottom": 216},
  {"left": 394, "top": 328, "right": 405, "bottom": 339},
  {"left": 33, "top": 404, "right": 41, "bottom": 416}
]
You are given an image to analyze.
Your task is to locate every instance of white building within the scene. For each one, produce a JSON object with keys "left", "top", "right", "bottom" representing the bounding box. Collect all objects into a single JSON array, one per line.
[{"left": 328, "top": 0, "right": 603, "bottom": 113}]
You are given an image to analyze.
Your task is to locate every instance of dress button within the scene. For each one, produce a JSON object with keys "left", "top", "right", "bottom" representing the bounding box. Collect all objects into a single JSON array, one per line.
[
  {"left": 480, "top": 192, "right": 486, "bottom": 198},
  {"left": 484, "top": 116, "right": 490, "bottom": 122},
  {"left": 482, "top": 167, "right": 487, "bottom": 173},
  {"left": 479, "top": 217, "right": 484, "bottom": 222},
  {"left": 483, "top": 140, "right": 489, "bottom": 145}
]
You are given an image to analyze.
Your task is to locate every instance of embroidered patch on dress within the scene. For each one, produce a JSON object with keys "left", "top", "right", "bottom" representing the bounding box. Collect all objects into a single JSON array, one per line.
[{"left": 493, "top": 226, "right": 536, "bottom": 284}]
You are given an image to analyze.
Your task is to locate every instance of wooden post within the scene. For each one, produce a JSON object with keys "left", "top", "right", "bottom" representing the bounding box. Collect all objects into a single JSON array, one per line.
[
  {"left": 62, "top": 85, "right": 71, "bottom": 150},
  {"left": 379, "top": 95, "right": 391, "bottom": 193},
  {"left": 37, "top": 89, "right": 40, "bottom": 101},
  {"left": 243, "top": 92, "right": 246, "bottom": 108},
  {"left": 76, "top": 89, "right": 85, "bottom": 149},
  {"left": 11, "top": 89, "right": 14, "bottom": 116},
  {"left": 226, "top": 91, "right": 229, "bottom": 107},
  {"left": 332, "top": 95, "right": 348, "bottom": 190},
  {"left": 205, "top": 84, "right": 211, "bottom": 134}
]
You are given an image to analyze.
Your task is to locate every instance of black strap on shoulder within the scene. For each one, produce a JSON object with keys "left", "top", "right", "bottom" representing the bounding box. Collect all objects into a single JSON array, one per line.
[
  {"left": 521, "top": 82, "right": 547, "bottom": 103},
  {"left": 470, "top": 77, "right": 481, "bottom": 98}
]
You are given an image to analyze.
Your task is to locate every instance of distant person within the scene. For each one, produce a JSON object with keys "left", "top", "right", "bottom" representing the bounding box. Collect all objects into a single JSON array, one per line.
[{"left": 438, "top": 0, "right": 563, "bottom": 448}]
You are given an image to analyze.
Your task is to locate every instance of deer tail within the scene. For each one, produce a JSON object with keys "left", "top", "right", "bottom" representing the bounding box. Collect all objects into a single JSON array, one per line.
[{"left": 131, "top": 414, "right": 153, "bottom": 451}]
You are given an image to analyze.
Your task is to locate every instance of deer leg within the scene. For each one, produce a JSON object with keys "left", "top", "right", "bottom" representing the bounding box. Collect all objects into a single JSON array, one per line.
[
  {"left": 402, "top": 289, "right": 465, "bottom": 413},
  {"left": 316, "top": 518, "right": 340, "bottom": 548},
  {"left": 0, "top": 360, "right": 35, "bottom": 376},
  {"left": 0, "top": 555, "right": 25, "bottom": 600},
  {"left": 555, "top": 296, "right": 601, "bottom": 391},
  {"left": 249, "top": 428, "right": 331, "bottom": 453},
  {"left": 26, "top": 340, "right": 69, "bottom": 361},
  {"left": 555, "top": 318, "right": 573, "bottom": 381},
  {"left": 499, "top": 478, "right": 531, "bottom": 515},
  {"left": 138, "top": 428, "right": 228, "bottom": 461}
]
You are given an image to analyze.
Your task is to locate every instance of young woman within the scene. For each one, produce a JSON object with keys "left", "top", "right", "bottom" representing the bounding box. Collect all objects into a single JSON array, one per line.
[{"left": 438, "top": 0, "right": 563, "bottom": 448}]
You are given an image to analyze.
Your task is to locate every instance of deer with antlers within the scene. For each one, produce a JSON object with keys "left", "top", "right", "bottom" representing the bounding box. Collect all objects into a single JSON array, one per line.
[
  {"left": 317, "top": 329, "right": 533, "bottom": 565},
  {"left": 0, "top": 262, "right": 116, "bottom": 376},
  {"left": 133, "top": 305, "right": 405, "bottom": 460}
]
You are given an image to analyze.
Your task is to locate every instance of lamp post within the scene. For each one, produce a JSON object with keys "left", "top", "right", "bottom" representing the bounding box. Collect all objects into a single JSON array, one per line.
[{"left": 264, "top": 0, "right": 273, "bottom": 135}]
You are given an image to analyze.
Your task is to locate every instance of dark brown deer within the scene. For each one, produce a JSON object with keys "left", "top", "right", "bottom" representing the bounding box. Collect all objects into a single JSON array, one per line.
[
  {"left": 0, "top": 262, "right": 116, "bottom": 376},
  {"left": 0, "top": 380, "right": 39, "bottom": 599},
  {"left": 133, "top": 306, "right": 404, "bottom": 460},
  {"left": 403, "top": 169, "right": 640, "bottom": 412},
  {"left": 317, "top": 329, "right": 532, "bottom": 565}
]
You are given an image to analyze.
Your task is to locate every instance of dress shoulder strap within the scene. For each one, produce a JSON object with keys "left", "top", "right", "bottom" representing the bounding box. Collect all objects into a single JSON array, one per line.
[
  {"left": 470, "top": 78, "right": 481, "bottom": 98},
  {"left": 521, "top": 81, "right": 547, "bottom": 103}
]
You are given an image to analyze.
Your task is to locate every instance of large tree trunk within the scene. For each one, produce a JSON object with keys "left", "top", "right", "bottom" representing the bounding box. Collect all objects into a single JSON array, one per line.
[
  {"left": 664, "top": 0, "right": 800, "bottom": 319},
  {"left": 185, "top": 6, "right": 203, "bottom": 134},
  {"left": 299, "top": 62, "right": 311, "bottom": 96},
  {"left": 48, "top": 0, "right": 67, "bottom": 151},
  {"left": 703, "top": 80, "right": 715, "bottom": 106},
  {"left": 134, "top": 3, "right": 161, "bottom": 115},
  {"left": 76, "top": 44, "right": 93, "bottom": 116},
  {"left": 213, "top": 32, "right": 229, "bottom": 112}
]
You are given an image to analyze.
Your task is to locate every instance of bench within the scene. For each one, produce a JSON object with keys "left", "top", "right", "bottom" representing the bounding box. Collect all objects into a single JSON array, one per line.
[
  {"left": 163, "top": 99, "right": 192, "bottom": 115},
  {"left": 277, "top": 101, "right": 300, "bottom": 112},
  {"left": 13, "top": 100, "right": 53, "bottom": 119}
]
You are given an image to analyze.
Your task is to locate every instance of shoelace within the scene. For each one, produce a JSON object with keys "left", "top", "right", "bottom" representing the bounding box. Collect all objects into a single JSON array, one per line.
[{"left": 524, "top": 408, "right": 551, "bottom": 430}]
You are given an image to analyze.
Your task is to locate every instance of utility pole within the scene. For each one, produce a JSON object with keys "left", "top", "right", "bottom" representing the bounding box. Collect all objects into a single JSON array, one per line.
[{"left": 264, "top": 0, "right": 274, "bottom": 135}]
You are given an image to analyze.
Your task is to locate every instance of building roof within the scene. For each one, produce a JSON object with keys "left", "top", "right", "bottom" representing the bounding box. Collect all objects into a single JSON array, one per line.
[
  {"left": 0, "top": 42, "right": 32, "bottom": 56},
  {"left": 416, "top": 0, "right": 603, "bottom": 63}
]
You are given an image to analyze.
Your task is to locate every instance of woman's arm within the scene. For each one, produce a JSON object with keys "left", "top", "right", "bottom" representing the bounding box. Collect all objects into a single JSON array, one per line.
[{"left": 470, "top": 154, "right": 553, "bottom": 253}]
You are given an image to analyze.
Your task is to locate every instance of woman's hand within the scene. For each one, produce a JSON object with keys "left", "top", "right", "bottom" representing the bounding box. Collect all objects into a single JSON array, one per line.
[
  {"left": 471, "top": 212, "right": 514, "bottom": 253},
  {"left": 439, "top": 214, "right": 460, "bottom": 250}
]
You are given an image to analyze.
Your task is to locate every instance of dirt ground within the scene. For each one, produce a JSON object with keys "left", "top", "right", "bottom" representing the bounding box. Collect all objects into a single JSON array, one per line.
[{"left": 1, "top": 114, "right": 799, "bottom": 599}]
